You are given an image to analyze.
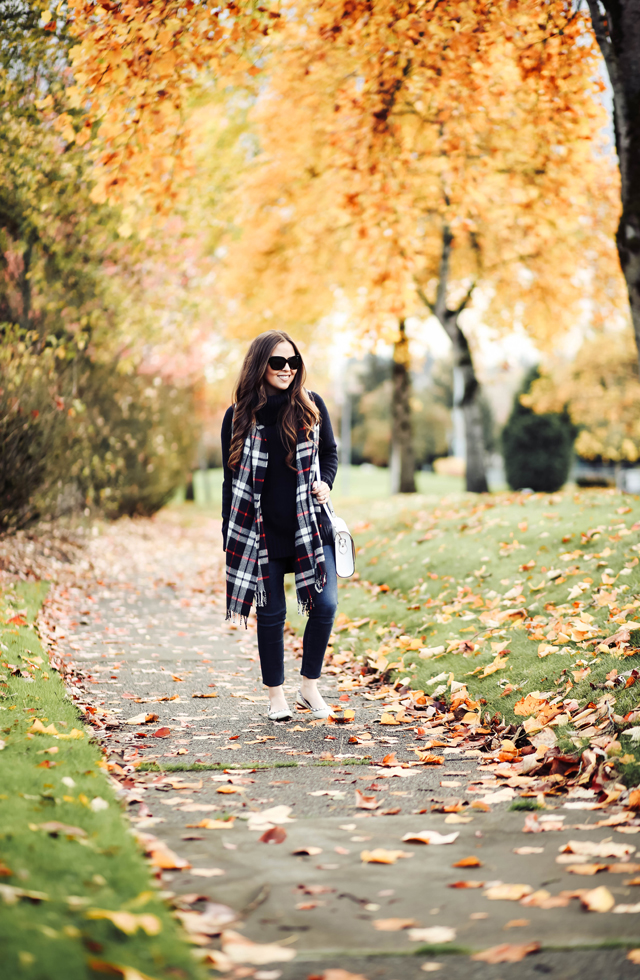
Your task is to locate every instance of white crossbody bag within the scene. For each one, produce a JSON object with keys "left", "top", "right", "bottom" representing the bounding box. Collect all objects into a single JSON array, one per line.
[{"left": 314, "top": 459, "right": 356, "bottom": 578}]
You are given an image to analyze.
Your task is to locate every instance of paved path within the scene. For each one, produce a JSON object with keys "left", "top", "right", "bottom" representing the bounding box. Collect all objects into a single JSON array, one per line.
[{"left": 40, "top": 514, "right": 640, "bottom": 978}]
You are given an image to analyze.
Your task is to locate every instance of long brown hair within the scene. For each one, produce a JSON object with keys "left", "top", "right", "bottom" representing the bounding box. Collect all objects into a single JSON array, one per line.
[{"left": 228, "top": 330, "right": 320, "bottom": 471}]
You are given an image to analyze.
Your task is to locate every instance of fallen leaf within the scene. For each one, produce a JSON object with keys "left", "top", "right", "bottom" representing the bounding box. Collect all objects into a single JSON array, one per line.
[
  {"left": 513, "top": 847, "right": 544, "bottom": 855},
  {"left": 190, "top": 868, "right": 225, "bottom": 877},
  {"left": 471, "top": 942, "right": 540, "bottom": 963},
  {"left": 355, "top": 789, "right": 381, "bottom": 810},
  {"left": 35, "top": 822, "right": 87, "bottom": 839},
  {"left": 0, "top": 884, "right": 48, "bottom": 904},
  {"left": 137, "top": 833, "right": 190, "bottom": 870},
  {"left": 484, "top": 884, "right": 534, "bottom": 901},
  {"left": 360, "top": 849, "right": 412, "bottom": 864},
  {"left": 504, "top": 919, "right": 530, "bottom": 929},
  {"left": 407, "top": 926, "right": 456, "bottom": 944},
  {"left": 402, "top": 831, "right": 459, "bottom": 846},
  {"left": 152, "top": 727, "right": 171, "bottom": 738},
  {"left": 192, "top": 692, "right": 218, "bottom": 698},
  {"left": 560, "top": 840, "right": 635, "bottom": 859},
  {"left": 187, "top": 818, "right": 235, "bottom": 830},
  {"left": 292, "top": 846, "right": 323, "bottom": 856},
  {"left": 86, "top": 909, "right": 161, "bottom": 936},
  {"left": 566, "top": 864, "right": 609, "bottom": 876},
  {"left": 520, "top": 890, "right": 570, "bottom": 909},
  {"left": 87, "top": 960, "right": 163, "bottom": 980},
  {"left": 614, "top": 903, "right": 640, "bottom": 913},
  {"left": 628, "top": 950, "right": 640, "bottom": 964},
  {"left": 453, "top": 856, "right": 483, "bottom": 868},
  {"left": 259, "top": 826, "right": 287, "bottom": 844},
  {"left": 580, "top": 886, "right": 615, "bottom": 912},
  {"left": 373, "top": 918, "right": 418, "bottom": 931},
  {"left": 220, "top": 929, "right": 296, "bottom": 965},
  {"left": 247, "top": 806, "right": 295, "bottom": 831}
]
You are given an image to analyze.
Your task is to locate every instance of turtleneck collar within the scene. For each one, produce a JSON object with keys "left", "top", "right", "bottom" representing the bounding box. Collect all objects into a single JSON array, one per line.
[{"left": 256, "top": 390, "right": 291, "bottom": 424}]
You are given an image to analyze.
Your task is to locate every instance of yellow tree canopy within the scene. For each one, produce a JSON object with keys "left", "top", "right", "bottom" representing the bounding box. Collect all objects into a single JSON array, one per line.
[
  {"left": 526, "top": 330, "right": 640, "bottom": 463},
  {"left": 214, "top": 0, "right": 624, "bottom": 351}
]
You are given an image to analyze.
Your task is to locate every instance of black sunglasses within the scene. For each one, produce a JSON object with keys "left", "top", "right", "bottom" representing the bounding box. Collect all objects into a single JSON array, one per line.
[{"left": 268, "top": 354, "right": 301, "bottom": 371}]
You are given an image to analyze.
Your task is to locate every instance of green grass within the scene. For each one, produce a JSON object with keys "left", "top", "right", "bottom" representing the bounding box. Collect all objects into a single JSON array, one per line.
[
  {"left": 0, "top": 581, "right": 205, "bottom": 980},
  {"left": 292, "top": 487, "right": 640, "bottom": 780},
  {"left": 178, "top": 465, "right": 464, "bottom": 512}
]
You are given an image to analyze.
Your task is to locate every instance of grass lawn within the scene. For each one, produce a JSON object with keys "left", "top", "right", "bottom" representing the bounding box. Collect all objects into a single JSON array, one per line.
[
  {"left": 0, "top": 582, "right": 205, "bottom": 980},
  {"left": 286, "top": 486, "right": 640, "bottom": 784},
  {"left": 182, "top": 465, "right": 464, "bottom": 512}
]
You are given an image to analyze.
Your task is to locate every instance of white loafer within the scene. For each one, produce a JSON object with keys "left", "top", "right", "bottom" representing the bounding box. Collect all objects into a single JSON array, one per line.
[
  {"left": 296, "top": 691, "right": 331, "bottom": 720},
  {"left": 268, "top": 707, "right": 292, "bottom": 722}
]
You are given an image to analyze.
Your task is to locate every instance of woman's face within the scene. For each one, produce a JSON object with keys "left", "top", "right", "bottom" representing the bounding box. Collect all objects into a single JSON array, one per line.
[{"left": 263, "top": 339, "right": 298, "bottom": 394}]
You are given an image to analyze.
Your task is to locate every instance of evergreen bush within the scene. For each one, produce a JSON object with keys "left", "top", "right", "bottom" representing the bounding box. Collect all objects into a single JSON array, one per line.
[{"left": 502, "top": 367, "right": 575, "bottom": 492}]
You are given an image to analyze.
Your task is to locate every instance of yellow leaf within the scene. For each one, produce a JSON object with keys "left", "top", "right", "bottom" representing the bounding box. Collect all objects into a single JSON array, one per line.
[
  {"left": 86, "top": 909, "right": 162, "bottom": 936},
  {"left": 28, "top": 719, "right": 58, "bottom": 736},
  {"left": 56, "top": 728, "right": 84, "bottom": 740}
]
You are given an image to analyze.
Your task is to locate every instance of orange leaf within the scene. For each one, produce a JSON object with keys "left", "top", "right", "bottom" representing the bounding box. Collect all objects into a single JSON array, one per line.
[
  {"left": 471, "top": 942, "right": 540, "bottom": 964},
  {"left": 259, "top": 826, "right": 287, "bottom": 844},
  {"left": 355, "top": 789, "right": 380, "bottom": 810},
  {"left": 452, "top": 856, "right": 483, "bottom": 868}
]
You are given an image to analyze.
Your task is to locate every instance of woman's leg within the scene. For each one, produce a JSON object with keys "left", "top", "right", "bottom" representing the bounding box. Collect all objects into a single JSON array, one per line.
[
  {"left": 255, "top": 557, "right": 289, "bottom": 712},
  {"left": 299, "top": 545, "right": 338, "bottom": 709}
]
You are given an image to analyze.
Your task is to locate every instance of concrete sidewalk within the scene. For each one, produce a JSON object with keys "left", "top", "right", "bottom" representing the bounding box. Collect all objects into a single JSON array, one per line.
[{"left": 42, "top": 516, "right": 640, "bottom": 978}]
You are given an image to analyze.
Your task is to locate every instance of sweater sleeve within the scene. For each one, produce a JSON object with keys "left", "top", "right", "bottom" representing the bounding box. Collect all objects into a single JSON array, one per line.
[
  {"left": 221, "top": 405, "right": 234, "bottom": 551},
  {"left": 311, "top": 392, "right": 339, "bottom": 489}
]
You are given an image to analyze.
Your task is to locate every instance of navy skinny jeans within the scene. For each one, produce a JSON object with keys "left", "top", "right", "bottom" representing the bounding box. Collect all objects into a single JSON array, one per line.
[{"left": 256, "top": 545, "right": 338, "bottom": 687}]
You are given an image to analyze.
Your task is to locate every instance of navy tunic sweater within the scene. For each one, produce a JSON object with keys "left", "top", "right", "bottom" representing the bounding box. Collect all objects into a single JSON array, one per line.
[{"left": 221, "top": 390, "right": 339, "bottom": 559}]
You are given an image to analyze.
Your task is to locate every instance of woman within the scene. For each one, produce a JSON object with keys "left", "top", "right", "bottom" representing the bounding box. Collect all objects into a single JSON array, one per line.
[{"left": 221, "top": 330, "right": 339, "bottom": 722}]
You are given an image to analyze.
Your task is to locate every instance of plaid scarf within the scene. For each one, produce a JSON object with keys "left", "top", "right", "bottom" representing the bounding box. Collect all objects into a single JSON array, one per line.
[{"left": 225, "top": 415, "right": 327, "bottom": 625}]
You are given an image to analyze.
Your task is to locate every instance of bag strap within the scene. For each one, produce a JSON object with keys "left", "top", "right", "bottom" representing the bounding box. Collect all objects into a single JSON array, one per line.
[{"left": 314, "top": 457, "right": 336, "bottom": 522}]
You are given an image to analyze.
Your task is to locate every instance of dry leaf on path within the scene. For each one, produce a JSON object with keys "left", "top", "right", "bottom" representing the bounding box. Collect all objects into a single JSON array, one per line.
[
  {"left": 355, "top": 789, "right": 381, "bottom": 810},
  {"left": 247, "top": 806, "right": 295, "bottom": 831},
  {"left": 292, "top": 846, "right": 323, "bottom": 856},
  {"left": 628, "top": 950, "right": 640, "bottom": 964},
  {"left": 407, "top": 926, "right": 456, "bottom": 944},
  {"left": 360, "top": 849, "right": 412, "bottom": 864},
  {"left": 513, "top": 847, "right": 544, "bottom": 855},
  {"left": 259, "top": 826, "right": 287, "bottom": 845},
  {"left": 187, "top": 818, "right": 235, "bottom": 830},
  {"left": 220, "top": 929, "right": 296, "bottom": 965},
  {"left": 190, "top": 868, "right": 225, "bottom": 877},
  {"left": 373, "top": 918, "right": 418, "bottom": 931},
  {"left": 452, "top": 856, "right": 483, "bottom": 868},
  {"left": 614, "top": 903, "right": 640, "bottom": 913},
  {"left": 137, "top": 833, "right": 190, "bottom": 870},
  {"left": 520, "top": 890, "right": 571, "bottom": 909},
  {"left": 402, "top": 831, "right": 459, "bottom": 846},
  {"left": 580, "top": 886, "right": 615, "bottom": 912},
  {"left": 449, "top": 881, "right": 485, "bottom": 889},
  {"left": 504, "top": 919, "right": 530, "bottom": 929},
  {"left": 484, "top": 884, "right": 533, "bottom": 901},
  {"left": 471, "top": 942, "right": 540, "bottom": 963},
  {"left": 560, "top": 840, "right": 635, "bottom": 859},
  {"left": 566, "top": 864, "right": 609, "bottom": 876}
]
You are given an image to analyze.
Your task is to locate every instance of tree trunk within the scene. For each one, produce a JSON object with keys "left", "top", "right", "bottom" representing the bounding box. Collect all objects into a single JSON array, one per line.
[
  {"left": 390, "top": 319, "right": 416, "bottom": 493},
  {"left": 586, "top": 1, "right": 640, "bottom": 370},
  {"left": 431, "top": 227, "right": 489, "bottom": 493}
]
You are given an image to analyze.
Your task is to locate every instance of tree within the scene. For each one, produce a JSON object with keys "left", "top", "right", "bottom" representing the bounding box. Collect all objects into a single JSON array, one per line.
[
  {"left": 0, "top": 1, "right": 199, "bottom": 527},
  {"left": 211, "top": 0, "right": 622, "bottom": 493},
  {"left": 526, "top": 329, "right": 640, "bottom": 464},
  {"left": 586, "top": 1, "right": 640, "bottom": 373}
]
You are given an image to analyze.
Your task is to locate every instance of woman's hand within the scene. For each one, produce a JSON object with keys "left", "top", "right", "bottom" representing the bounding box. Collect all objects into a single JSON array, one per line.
[{"left": 312, "top": 480, "right": 331, "bottom": 505}]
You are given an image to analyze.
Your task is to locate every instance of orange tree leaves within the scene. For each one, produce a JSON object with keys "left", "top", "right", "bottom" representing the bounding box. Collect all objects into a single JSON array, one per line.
[{"left": 64, "top": 0, "right": 278, "bottom": 207}]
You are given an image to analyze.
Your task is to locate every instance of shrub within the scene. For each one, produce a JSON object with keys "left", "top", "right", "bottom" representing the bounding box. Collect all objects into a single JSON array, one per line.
[
  {"left": 502, "top": 367, "right": 575, "bottom": 492},
  {"left": 0, "top": 331, "right": 65, "bottom": 531},
  {"left": 50, "top": 358, "right": 197, "bottom": 519}
]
